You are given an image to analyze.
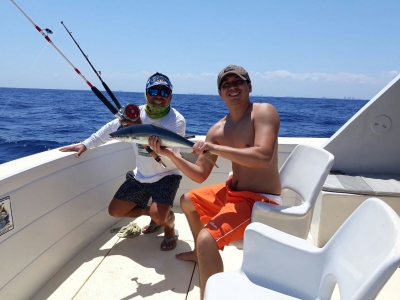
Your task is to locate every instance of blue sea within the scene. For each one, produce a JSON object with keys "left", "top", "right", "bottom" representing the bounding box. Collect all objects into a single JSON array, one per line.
[{"left": 0, "top": 87, "right": 367, "bottom": 165}]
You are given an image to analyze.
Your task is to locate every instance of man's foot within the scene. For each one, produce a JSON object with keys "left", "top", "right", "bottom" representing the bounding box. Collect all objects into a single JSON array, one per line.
[
  {"left": 160, "top": 227, "right": 178, "bottom": 251},
  {"left": 142, "top": 221, "right": 162, "bottom": 234},
  {"left": 175, "top": 251, "right": 198, "bottom": 262}
]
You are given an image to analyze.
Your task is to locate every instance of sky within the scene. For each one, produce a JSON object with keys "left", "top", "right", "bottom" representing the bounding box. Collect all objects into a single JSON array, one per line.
[{"left": 1, "top": 0, "right": 399, "bottom": 99}]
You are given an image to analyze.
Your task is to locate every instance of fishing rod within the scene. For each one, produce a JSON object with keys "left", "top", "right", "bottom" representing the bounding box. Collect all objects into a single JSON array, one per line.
[
  {"left": 11, "top": 0, "right": 166, "bottom": 168},
  {"left": 11, "top": 0, "right": 121, "bottom": 115},
  {"left": 60, "top": 21, "right": 122, "bottom": 110},
  {"left": 60, "top": 21, "right": 166, "bottom": 168},
  {"left": 9, "top": 0, "right": 118, "bottom": 115}
]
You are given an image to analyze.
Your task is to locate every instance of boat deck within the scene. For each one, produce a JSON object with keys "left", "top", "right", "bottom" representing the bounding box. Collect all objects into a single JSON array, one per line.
[{"left": 32, "top": 209, "right": 400, "bottom": 300}]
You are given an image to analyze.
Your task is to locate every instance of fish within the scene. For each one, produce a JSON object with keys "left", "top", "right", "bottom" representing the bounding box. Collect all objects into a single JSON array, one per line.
[{"left": 110, "top": 124, "right": 219, "bottom": 168}]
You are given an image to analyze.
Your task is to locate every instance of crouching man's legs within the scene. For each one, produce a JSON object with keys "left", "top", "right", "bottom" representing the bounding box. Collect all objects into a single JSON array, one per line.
[
  {"left": 108, "top": 198, "right": 148, "bottom": 218},
  {"left": 108, "top": 171, "right": 151, "bottom": 218},
  {"left": 149, "top": 202, "right": 177, "bottom": 250}
]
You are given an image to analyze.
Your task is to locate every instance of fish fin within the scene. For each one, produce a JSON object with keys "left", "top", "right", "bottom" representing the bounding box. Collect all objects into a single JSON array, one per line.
[
  {"left": 150, "top": 123, "right": 174, "bottom": 131},
  {"left": 204, "top": 152, "right": 219, "bottom": 168},
  {"left": 150, "top": 123, "right": 185, "bottom": 137}
]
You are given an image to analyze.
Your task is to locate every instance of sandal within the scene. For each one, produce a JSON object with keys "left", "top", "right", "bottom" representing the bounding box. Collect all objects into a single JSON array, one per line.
[
  {"left": 160, "top": 235, "right": 178, "bottom": 251},
  {"left": 142, "top": 222, "right": 162, "bottom": 234}
]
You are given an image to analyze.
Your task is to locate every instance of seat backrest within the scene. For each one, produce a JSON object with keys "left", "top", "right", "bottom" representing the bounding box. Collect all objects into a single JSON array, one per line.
[
  {"left": 279, "top": 144, "right": 334, "bottom": 208},
  {"left": 319, "top": 198, "right": 400, "bottom": 300}
]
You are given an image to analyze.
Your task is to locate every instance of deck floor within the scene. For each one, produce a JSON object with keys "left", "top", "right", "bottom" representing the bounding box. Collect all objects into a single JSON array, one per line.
[{"left": 32, "top": 209, "right": 399, "bottom": 300}]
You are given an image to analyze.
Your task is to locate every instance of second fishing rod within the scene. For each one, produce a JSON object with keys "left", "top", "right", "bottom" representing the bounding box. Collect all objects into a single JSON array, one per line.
[{"left": 60, "top": 21, "right": 166, "bottom": 168}]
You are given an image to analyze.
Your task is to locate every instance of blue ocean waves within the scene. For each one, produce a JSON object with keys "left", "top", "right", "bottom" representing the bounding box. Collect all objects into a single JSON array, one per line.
[{"left": 0, "top": 87, "right": 367, "bottom": 164}]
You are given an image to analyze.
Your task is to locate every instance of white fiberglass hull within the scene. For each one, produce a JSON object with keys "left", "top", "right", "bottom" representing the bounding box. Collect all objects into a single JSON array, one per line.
[{"left": 0, "top": 137, "right": 325, "bottom": 299}]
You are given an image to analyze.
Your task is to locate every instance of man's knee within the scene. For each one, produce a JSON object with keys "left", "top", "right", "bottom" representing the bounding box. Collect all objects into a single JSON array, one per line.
[
  {"left": 197, "top": 229, "right": 218, "bottom": 255},
  {"left": 108, "top": 204, "right": 121, "bottom": 218},
  {"left": 180, "top": 193, "right": 193, "bottom": 211},
  {"left": 108, "top": 198, "right": 127, "bottom": 218}
]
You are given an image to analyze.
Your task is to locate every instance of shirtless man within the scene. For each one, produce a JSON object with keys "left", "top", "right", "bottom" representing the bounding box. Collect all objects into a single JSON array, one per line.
[{"left": 149, "top": 65, "right": 281, "bottom": 299}]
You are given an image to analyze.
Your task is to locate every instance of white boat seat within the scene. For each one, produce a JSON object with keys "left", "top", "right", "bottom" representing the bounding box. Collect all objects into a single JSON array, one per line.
[
  {"left": 205, "top": 198, "right": 400, "bottom": 300},
  {"left": 230, "top": 144, "right": 334, "bottom": 249},
  {"left": 322, "top": 173, "right": 400, "bottom": 197}
]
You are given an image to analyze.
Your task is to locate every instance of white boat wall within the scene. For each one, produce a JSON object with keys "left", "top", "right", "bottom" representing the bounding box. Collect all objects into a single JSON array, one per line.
[
  {"left": 0, "top": 136, "right": 326, "bottom": 299},
  {"left": 0, "top": 75, "right": 399, "bottom": 299},
  {"left": 310, "top": 74, "right": 400, "bottom": 247},
  {"left": 323, "top": 73, "right": 400, "bottom": 175}
]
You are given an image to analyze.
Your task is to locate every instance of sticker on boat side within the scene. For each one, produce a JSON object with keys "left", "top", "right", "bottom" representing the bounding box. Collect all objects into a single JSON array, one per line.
[{"left": 0, "top": 196, "right": 14, "bottom": 236}]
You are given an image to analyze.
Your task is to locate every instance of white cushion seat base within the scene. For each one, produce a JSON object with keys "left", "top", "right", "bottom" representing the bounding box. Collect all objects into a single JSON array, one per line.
[{"left": 322, "top": 174, "right": 400, "bottom": 197}]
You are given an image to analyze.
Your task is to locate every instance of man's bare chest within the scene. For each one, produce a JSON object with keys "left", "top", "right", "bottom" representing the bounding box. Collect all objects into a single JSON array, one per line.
[{"left": 216, "top": 122, "right": 255, "bottom": 148}]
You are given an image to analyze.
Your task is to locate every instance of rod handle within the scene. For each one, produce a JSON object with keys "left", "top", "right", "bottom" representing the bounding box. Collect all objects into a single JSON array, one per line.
[{"left": 145, "top": 146, "right": 166, "bottom": 168}]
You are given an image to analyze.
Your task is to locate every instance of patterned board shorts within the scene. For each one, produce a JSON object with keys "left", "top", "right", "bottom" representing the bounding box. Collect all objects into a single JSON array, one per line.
[{"left": 114, "top": 171, "right": 182, "bottom": 208}]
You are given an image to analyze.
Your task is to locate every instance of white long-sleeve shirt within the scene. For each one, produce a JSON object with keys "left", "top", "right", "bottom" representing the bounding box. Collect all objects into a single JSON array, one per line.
[{"left": 82, "top": 105, "right": 186, "bottom": 183}]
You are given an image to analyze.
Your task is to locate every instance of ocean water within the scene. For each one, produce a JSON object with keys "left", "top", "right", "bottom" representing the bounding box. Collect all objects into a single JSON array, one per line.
[{"left": 0, "top": 87, "right": 367, "bottom": 165}]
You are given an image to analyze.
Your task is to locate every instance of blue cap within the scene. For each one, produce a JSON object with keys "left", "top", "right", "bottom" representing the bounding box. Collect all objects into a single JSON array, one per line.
[{"left": 146, "top": 72, "right": 173, "bottom": 91}]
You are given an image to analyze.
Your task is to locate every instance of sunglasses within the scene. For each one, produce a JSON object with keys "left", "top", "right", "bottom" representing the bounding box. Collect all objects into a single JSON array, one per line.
[{"left": 147, "top": 88, "right": 171, "bottom": 98}]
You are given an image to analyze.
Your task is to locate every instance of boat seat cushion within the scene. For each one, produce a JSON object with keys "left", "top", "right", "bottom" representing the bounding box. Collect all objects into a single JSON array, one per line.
[{"left": 322, "top": 174, "right": 400, "bottom": 197}]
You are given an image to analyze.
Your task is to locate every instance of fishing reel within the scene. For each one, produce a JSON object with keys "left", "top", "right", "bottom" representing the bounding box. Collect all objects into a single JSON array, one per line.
[{"left": 115, "top": 103, "right": 140, "bottom": 122}]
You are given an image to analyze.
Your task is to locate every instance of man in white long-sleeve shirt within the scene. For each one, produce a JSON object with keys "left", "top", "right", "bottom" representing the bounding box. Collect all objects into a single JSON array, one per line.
[{"left": 60, "top": 72, "right": 186, "bottom": 251}]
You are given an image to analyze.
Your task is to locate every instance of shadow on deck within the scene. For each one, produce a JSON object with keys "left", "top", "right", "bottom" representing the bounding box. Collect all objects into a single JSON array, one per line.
[{"left": 32, "top": 209, "right": 242, "bottom": 300}]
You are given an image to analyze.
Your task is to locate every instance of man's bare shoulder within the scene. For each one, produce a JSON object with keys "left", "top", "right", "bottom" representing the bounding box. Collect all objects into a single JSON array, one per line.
[
  {"left": 205, "top": 116, "right": 226, "bottom": 142},
  {"left": 253, "top": 102, "right": 279, "bottom": 120},
  {"left": 253, "top": 102, "right": 278, "bottom": 113}
]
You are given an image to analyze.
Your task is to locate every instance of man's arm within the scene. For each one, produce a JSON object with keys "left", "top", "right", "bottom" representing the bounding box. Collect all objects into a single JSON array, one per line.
[
  {"left": 59, "top": 119, "right": 120, "bottom": 158},
  {"left": 149, "top": 103, "right": 279, "bottom": 180},
  {"left": 148, "top": 129, "right": 218, "bottom": 183},
  {"left": 200, "top": 103, "right": 279, "bottom": 168}
]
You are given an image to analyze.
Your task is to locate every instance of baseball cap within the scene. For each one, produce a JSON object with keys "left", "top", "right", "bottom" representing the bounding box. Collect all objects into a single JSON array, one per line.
[
  {"left": 217, "top": 65, "right": 251, "bottom": 88},
  {"left": 146, "top": 72, "right": 173, "bottom": 91}
]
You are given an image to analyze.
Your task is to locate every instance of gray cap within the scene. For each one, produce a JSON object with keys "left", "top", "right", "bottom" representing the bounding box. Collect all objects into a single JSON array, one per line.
[{"left": 217, "top": 65, "right": 251, "bottom": 88}]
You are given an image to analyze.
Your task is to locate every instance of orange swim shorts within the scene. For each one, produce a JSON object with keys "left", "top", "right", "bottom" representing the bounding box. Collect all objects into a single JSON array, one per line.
[{"left": 189, "top": 178, "right": 281, "bottom": 250}]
